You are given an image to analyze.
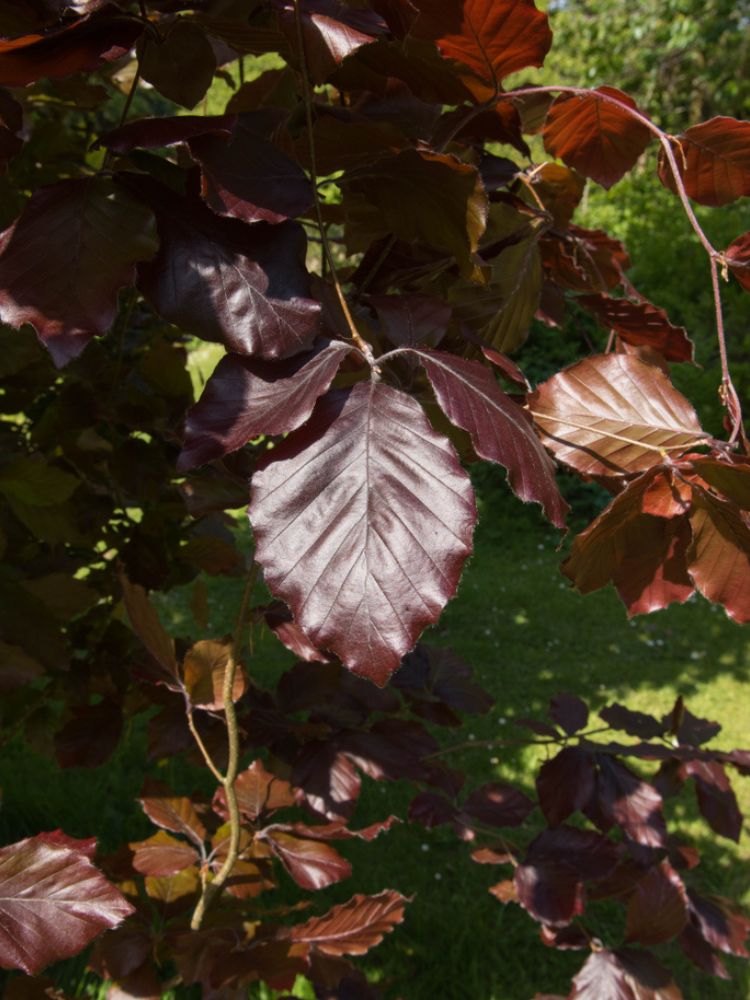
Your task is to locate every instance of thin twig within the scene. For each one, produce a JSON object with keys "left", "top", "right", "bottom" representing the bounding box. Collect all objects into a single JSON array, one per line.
[
  {"left": 190, "top": 563, "right": 258, "bottom": 930},
  {"left": 292, "top": 0, "right": 374, "bottom": 363}
]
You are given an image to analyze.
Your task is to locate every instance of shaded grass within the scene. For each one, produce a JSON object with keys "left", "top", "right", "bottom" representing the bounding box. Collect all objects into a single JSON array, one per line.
[{"left": 1, "top": 475, "right": 748, "bottom": 999}]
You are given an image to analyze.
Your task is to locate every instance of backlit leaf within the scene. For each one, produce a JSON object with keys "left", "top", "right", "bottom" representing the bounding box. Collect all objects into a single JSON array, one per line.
[
  {"left": 120, "top": 575, "right": 179, "bottom": 684},
  {"left": 344, "top": 149, "right": 487, "bottom": 278},
  {"left": 570, "top": 948, "right": 683, "bottom": 1000},
  {"left": 130, "top": 831, "right": 200, "bottom": 877},
  {"left": 625, "top": 863, "right": 688, "bottom": 946},
  {"left": 182, "top": 638, "right": 246, "bottom": 710},
  {"left": 687, "top": 490, "right": 750, "bottom": 623},
  {"left": 658, "top": 117, "right": 750, "bottom": 207},
  {"left": 0, "top": 178, "right": 157, "bottom": 367},
  {"left": 289, "top": 890, "right": 407, "bottom": 955},
  {"left": 179, "top": 341, "right": 352, "bottom": 471},
  {"left": 137, "top": 20, "right": 216, "bottom": 109},
  {"left": 596, "top": 755, "right": 668, "bottom": 847},
  {"left": 726, "top": 231, "right": 750, "bottom": 292},
  {"left": 250, "top": 382, "right": 476, "bottom": 684},
  {"left": 213, "top": 759, "right": 295, "bottom": 822},
  {"left": 414, "top": 349, "right": 568, "bottom": 528},
  {"left": 543, "top": 87, "right": 652, "bottom": 189},
  {"left": 139, "top": 793, "right": 207, "bottom": 850},
  {"left": 263, "top": 829, "right": 351, "bottom": 889},
  {"left": 529, "top": 355, "right": 706, "bottom": 478},
  {"left": 577, "top": 294, "right": 693, "bottom": 363},
  {"left": 0, "top": 835, "right": 133, "bottom": 976},
  {"left": 413, "top": 0, "right": 552, "bottom": 89},
  {"left": 132, "top": 176, "right": 320, "bottom": 358}
]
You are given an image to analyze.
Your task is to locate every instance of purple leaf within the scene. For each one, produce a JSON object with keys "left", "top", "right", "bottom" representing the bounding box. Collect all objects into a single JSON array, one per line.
[
  {"left": 256, "top": 601, "right": 332, "bottom": 663},
  {"left": 600, "top": 703, "right": 664, "bottom": 740},
  {"left": 369, "top": 293, "right": 451, "bottom": 348},
  {"left": 189, "top": 114, "right": 313, "bottom": 224},
  {"left": 570, "top": 948, "right": 683, "bottom": 999},
  {"left": 130, "top": 175, "right": 320, "bottom": 358},
  {"left": 461, "top": 782, "right": 534, "bottom": 829},
  {"left": 596, "top": 755, "right": 668, "bottom": 848},
  {"left": 537, "top": 747, "right": 595, "bottom": 826},
  {"left": 179, "top": 340, "right": 353, "bottom": 470},
  {"left": 250, "top": 382, "right": 476, "bottom": 684},
  {"left": 289, "top": 891, "right": 407, "bottom": 955},
  {"left": 548, "top": 693, "right": 589, "bottom": 734},
  {"left": 686, "top": 889, "right": 750, "bottom": 958},
  {"left": 0, "top": 835, "right": 133, "bottom": 975},
  {"left": 262, "top": 829, "right": 351, "bottom": 890},
  {"left": 681, "top": 760, "right": 742, "bottom": 841},
  {"left": 625, "top": 862, "right": 689, "bottom": 946},
  {"left": 98, "top": 114, "right": 236, "bottom": 153},
  {"left": 0, "top": 178, "right": 157, "bottom": 367},
  {"left": 413, "top": 349, "right": 568, "bottom": 528},
  {"left": 294, "top": 744, "right": 362, "bottom": 821}
]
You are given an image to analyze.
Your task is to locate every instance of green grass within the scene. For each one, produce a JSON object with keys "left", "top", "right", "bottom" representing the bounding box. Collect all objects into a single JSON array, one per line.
[{"left": 1, "top": 476, "right": 749, "bottom": 999}]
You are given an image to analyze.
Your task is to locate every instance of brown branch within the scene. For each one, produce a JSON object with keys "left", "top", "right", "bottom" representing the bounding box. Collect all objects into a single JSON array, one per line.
[
  {"left": 292, "top": 0, "right": 374, "bottom": 363},
  {"left": 190, "top": 563, "right": 258, "bottom": 930}
]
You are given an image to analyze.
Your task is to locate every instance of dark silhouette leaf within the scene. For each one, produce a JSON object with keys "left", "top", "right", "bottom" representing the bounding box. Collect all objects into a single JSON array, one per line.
[
  {"left": 600, "top": 704, "right": 664, "bottom": 740},
  {"left": 0, "top": 835, "right": 133, "bottom": 975},
  {"left": 548, "top": 693, "right": 588, "bottom": 734},
  {"left": 537, "top": 748, "right": 595, "bottom": 825},
  {"left": 189, "top": 114, "right": 313, "bottom": 224},
  {"left": 680, "top": 760, "right": 742, "bottom": 841},
  {"left": 179, "top": 341, "right": 352, "bottom": 470},
  {"left": 625, "top": 862, "right": 689, "bottom": 946},
  {"left": 370, "top": 293, "right": 450, "bottom": 348},
  {"left": 137, "top": 20, "right": 216, "bottom": 109},
  {"left": 658, "top": 117, "right": 750, "bottom": 206},
  {"left": 461, "top": 782, "right": 534, "bottom": 828},
  {"left": 132, "top": 176, "right": 320, "bottom": 358},
  {"left": 98, "top": 114, "right": 236, "bottom": 153},
  {"left": 289, "top": 890, "right": 408, "bottom": 955},
  {"left": 0, "top": 178, "right": 157, "bottom": 367},
  {"left": 543, "top": 88, "right": 652, "bottom": 189},
  {"left": 414, "top": 349, "right": 568, "bottom": 527},
  {"left": 120, "top": 575, "right": 179, "bottom": 684},
  {"left": 570, "top": 948, "right": 683, "bottom": 999},
  {"left": 250, "top": 382, "right": 476, "bottom": 684}
]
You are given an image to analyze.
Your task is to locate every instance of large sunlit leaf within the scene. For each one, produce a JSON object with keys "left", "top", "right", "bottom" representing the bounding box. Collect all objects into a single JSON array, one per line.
[
  {"left": 413, "top": 0, "right": 552, "bottom": 90},
  {"left": 250, "top": 381, "right": 476, "bottom": 684},
  {"left": 178, "top": 341, "right": 353, "bottom": 471},
  {"left": 0, "top": 835, "right": 133, "bottom": 976},
  {"left": 529, "top": 355, "right": 707, "bottom": 478},
  {"left": 412, "top": 349, "right": 568, "bottom": 527},
  {"left": 658, "top": 117, "right": 750, "bottom": 207},
  {"left": 543, "top": 87, "right": 652, "bottom": 189},
  {"left": 0, "top": 178, "right": 157, "bottom": 367},
  {"left": 289, "top": 890, "right": 408, "bottom": 955},
  {"left": 130, "top": 175, "right": 320, "bottom": 358}
]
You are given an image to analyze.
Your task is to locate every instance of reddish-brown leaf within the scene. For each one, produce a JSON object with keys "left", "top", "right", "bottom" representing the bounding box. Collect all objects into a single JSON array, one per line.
[
  {"left": 0, "top": 178, "right": 157, "bottom": 367},
  {"left": 626, "top": 862, "right": 689, "bottom": 946},
  {"left": 537, "top": 748, "right": 596, "bottom": 826},
  {"left": 570, "top": 948, "right": 683, "bottom": 999},
  {"left": 461, "top": 782, "right": 534, "bottom": 829},
  {"left": 256, "top": 601, "right": 331, "bottom": 663},
  {"left": 543, "top": 87, "right": 652, "bottom": 189},
  {"left": 179, "top": 341, "right": 352, "bottom": 471},
  {"left": 289, "top": 890, "right": 407, "bottom": 955},
  {"left": 54, "top": 700, "right": 123, "bottom": 769},
  {"left": 98, "top": 114, "right": 236, "bottom": 154},
  {"left": 0, "top": 835, "right": 133, "bottom": 976},
  {"left": 131, "top": 175, "right": 320, "bottom": 359},
  {"left": 680, "top": 760, "right": 742, "bottom": 842},
  {"left": 413, "top": 0, "right": 552, "bottom": 89},
  {"left": 138, "top": 793, "right": 207, "bottom": 851},
  {"left": 529, "top": 354, "right": 706, "bottom": 478},
  {"left": 213, "top": 759, "right": 295, "bottom": 822},
  {"left": 686, "top": 490, "right": 750, "bottom": 623},
  {"left": 0, "top": 11, "right": 141, "bottom": 87},
  {"left": 658, "top": 117, "right": 750, "bottom": 206},
  {"left": 690, "top": 457, "right": 750, "bottom": 510},
  {"left": 686, "top": 889, "right": 750, "bottom": 959},
  {"left": 726, "top": 231, "right": 750, "bottom": 291},
  {"left": 597, "top": 755, "right": 668, "bottom": 848},
  {"left": 262, "top": 829, "right": 351, "bottom": 890},
  {"left": 130, "top": 831, "right": 200, "bottom": 877},
  {"left": 250, "top": 382, "right": 476, "bottom": 684},
  {"left": 189, "top": 114, "right": 313, "bottom": 224},
  {"left": 577, "top": 294, "right": 693, "bottom": 362},
  {"left": 119, "top": 575, "right": 179, "bottom": 684},
  {"left": 278, "top": 0, "right": 387, "bottom": 83},
  {"left": 182, "top": 639, "right": 246, "bottom": 710},
  {"left": 370, "top": 293, "right": 451, "bottom": 348}
]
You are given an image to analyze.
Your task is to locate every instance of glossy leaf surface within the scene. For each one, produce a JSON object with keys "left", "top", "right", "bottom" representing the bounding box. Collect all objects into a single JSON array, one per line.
[
  {"left": 289, "top": 890, "right": 407, "bottom": 955},
  {"left": 658, "top": 117, "right": 750, "bottom": 206}
]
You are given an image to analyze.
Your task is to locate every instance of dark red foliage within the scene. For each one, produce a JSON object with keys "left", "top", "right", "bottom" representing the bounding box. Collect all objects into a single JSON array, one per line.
[{"left": 0, "top": 0, "right": 749, "bottom": 996}]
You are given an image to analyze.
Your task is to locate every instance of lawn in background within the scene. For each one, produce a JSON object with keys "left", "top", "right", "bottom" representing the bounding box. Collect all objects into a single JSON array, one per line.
[{"left": 1, "top": 474, "right": 748, "bottom": 999}]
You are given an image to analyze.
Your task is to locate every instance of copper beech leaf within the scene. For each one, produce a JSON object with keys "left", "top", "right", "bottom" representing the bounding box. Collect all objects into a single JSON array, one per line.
[
  {"left": 0, "top": 834, "right": 134, "bottom": 976},
  {"left": 213, "top": 759, "right": 296, "bottom": 822},
  {"left": 289, "top": 890, "right": 408, "bottom": 955},
  {"left": 344, "top": 149, "right": 487, "bottom": 279},
  {"left": 119, "top": 575, "right": 179, "bottom": 684},
  {"left": 182, "top": 638, "right": 246, "bottom": 710},
  {"left": 0, "top": 11, "right": 142, "bottom": 87},
  {"left": 687, "top": 490, "right": 750, "bottom": 623},
  {"left": 137, "top": 20, "right": 216, "bottom": 109},
  {"left": 726, "top": 232, "right": 750, "bottom": 292},
  {"left": 131, "top": 176, "right": 320, "bottom": 358},
  {"left": 138, "top": 794, "right": 207, "bottom": 850},
  {"left": 98, "top": 114, "right": 236, "bottom": 154},
  {"left": 178, "top": 341, "right": 353, "bottom": 471},
  {"left": 543, "top": 87, "right": 652, "bottom": 189},
  {"left": 529, "top": 355, "right": 707, "bottom": 478},
  {"left": 577, "top": 294, "right": 693, "bottom": 363},
  {"left": 0, "top": 178, "right": 158, "bottom": 367},
  {"left": 625, "top": 863, "right": 689, "bottom": 946},
  {"left": 570, "top": 948, "right": 683, "bottom": 1000},
  {"left": 413, "top": 0, "right": 552, "bottom": 89},
  {"left": 130, "top": 831, "right": 200, "bottom": 878},
  {"left": 250, "top": 382, "right": 476, "bottom": 684},
  {"left": 412, "top": 349, "right": 568, "bottom": 527},
  {"left": 188, "top": 114, "right": 313, "bottom": 225},
  {"left": 262, "top": 829, "right": 351, "bottom": 889},
  {"left": 277, "top": 0, "right": 387, "bottom": 83},
  {"left": 658, "top": 117, "right": 750, "bottom": 207}
]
